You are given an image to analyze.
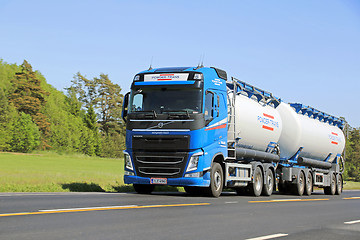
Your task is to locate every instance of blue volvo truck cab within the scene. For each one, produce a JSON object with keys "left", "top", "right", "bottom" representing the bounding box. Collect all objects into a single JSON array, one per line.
[{"left": 122, "top": 67, "right": 229, "bottom": 197}]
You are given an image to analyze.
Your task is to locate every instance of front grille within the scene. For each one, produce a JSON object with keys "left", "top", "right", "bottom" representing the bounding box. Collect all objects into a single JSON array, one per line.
[
  {"left": 132, "top": 135, "right": 189, "bottom": 151},
  {"left": 138, "top": 167, "right": 181, "bottom": 176},
  {"left": 137, "top": 156, "right": 184, "bottom": 165},
  {"left": 134, "top": 152, "right": 188, "bottom": 178}
]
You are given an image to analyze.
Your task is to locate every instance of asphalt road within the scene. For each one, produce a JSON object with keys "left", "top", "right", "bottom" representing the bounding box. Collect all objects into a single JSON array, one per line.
[{"left": 1, "top": 190, "right": 360, "bottom": 240}]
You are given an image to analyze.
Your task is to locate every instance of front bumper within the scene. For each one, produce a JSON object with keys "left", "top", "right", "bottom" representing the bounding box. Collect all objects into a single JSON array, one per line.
[{"left": 124, "top": 174, "right": 210, "bottom": 187}]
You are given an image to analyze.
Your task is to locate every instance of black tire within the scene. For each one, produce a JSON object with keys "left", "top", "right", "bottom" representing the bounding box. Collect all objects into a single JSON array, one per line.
[
  {"left": 184, "top": 186, "right": 203, "bottom": 196},
  {"left": 262, "top": 169, "right": 274, "bottom": 196},
  {"left": 205, "top": 162, "right": 223, "bottom": 198},
  {"left": 304, "top": 171, "right": 313, "bottom": 196},
  {"left": 335, "top": 174, "right": 343, "bottom": 195},
  {"left": 133, "top": 184, "right": 155, "bottom": 194},
  {"left": 294, "top": 171, "right": 305, "bottom": 196},
  {"left": 249, "top": 166, "right": 263, "bottom": 197},
  {"left": 324, "top": 174, "right": 336, "bottom": 195}
]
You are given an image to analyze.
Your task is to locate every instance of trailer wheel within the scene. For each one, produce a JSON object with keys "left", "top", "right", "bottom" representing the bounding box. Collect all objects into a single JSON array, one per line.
[
  {"left": 304, "top": 172, "right": 313, "bottom": 196},
  {"left": 133, "top": 184, "right": 155, "bottom": 194},
  {"left": 262, "top": 170, "right": 274, "bottom": 196},
  {"left": 324, "top": 174, "right": 336, "bottom": 195},
  {"left": 294, "top": 171, "right": 305, "bottom": 196},
  {"left": 249, "top": 166, "right": 263, "bottom": 197},
  {"left": 205, "top": 162, "right": 223, "bottom": 198},
  {"left": 335, "top": 174, "right": 343, "bottom": 195}
]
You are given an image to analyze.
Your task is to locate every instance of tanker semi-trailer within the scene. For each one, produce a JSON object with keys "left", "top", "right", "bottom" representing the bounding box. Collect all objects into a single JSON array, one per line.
[{"left": 122, "top": 66, "right": 346, "bottom": 197}]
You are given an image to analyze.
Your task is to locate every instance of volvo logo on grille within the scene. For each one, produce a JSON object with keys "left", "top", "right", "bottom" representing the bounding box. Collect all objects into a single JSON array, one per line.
[{"left": 157, "top": 122, "right": 164, "bottom": 128}]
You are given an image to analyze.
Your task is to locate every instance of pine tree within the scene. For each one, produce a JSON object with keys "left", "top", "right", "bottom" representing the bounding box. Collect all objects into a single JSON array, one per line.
[
  {"left": 9, "top": 60, "right": 51, "bottom": 149},
  {"left": 95, "top": 73, "right": 123, "bottom": 135}
]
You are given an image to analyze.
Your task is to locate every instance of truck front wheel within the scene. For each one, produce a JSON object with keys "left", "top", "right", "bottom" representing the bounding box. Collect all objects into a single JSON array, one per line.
[
  {"left": 133, "top": 184, "right": 155, "bottom": 194},
  {"left": 206, "top": 162, "right": 223, "bottom": 198}
]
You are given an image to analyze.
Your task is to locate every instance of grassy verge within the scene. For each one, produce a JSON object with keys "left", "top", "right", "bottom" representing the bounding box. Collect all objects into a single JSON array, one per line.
[
  {"left": 1, "top": 151, "right": 359, "bottom": 192},
  {"left": 344, "top": 181, "right": 360, "bottom": 190},
  {"left": 0, "top": 152, "right": 127, "bottom": 192}
]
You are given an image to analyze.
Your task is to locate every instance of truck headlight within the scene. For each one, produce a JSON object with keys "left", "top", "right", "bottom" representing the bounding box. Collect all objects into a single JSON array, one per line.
[
  {"left": 124, "top": 152, "right": 133, "bottom": 171},
  {"left": 186, "top": 152, "right": 203, "bottom": 172}
]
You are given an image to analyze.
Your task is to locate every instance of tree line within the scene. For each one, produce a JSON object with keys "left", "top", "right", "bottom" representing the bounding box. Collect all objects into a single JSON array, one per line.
[
  {"left": 0, "top": 59, "right": 359, "bottom": 181},
  {"left": 0, "top": 59, "right": 125, "bottom": 158}
]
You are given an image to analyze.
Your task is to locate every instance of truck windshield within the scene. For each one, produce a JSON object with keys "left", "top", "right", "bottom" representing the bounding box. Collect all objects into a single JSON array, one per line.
[{"left": 129, "top": 88, "right": 202, "bottom": 114}]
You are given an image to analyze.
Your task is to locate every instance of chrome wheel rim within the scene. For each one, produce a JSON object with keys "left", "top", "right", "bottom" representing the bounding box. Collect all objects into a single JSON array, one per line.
[{"left": 214, "top": 171, "right": 221, "bottom": 191}]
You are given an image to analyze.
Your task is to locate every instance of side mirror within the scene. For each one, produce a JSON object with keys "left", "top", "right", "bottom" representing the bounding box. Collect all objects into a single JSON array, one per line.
[{"left": 122, "top": 92, "right": 130, "bottom": 123}]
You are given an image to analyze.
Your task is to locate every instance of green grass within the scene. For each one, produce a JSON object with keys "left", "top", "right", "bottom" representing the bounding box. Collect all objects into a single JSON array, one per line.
[
  {"left": 344, "top": 181, "right": 360, "bottom": 190},
  {"left": 0, "top": 152, "right": 127, "bottom": 192}
]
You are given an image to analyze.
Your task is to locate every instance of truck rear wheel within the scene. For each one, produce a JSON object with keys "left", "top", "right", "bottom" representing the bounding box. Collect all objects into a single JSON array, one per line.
[
  {"left": 335, "top": 174, "right": 343, "bottom": 195},
  {"left": 249, "top": 166, "right": 263, "bottom": 197},
  {"left": 304, "top": 171, "right": 313, "bottom": 196},
  {"left": 262, "top": 169, "right": 274, "bottom": 196},
  {"left": 324, "top": 174, "right": 336, "bottom": 195},
  {"left": 294, "top": 171, "right": 305, "bottom": 196},
  {"left": 133, "top": 184, "right": 155, "bottom": 194}
]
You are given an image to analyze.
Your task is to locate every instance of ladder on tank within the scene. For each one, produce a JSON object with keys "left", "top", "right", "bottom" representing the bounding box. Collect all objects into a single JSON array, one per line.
[{"left": 226, "top": 78, "right": 237, "bottom": 161}]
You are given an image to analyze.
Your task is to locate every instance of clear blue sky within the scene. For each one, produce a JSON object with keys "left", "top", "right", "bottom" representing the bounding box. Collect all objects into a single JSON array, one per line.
[{"left": 0, "top": 0, "right": 359, "bottom": 127}]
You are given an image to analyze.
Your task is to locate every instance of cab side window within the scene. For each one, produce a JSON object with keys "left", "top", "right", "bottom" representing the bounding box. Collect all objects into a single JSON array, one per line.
[{"left": 205, "top": 91, "right": 214, "bottom": 124}]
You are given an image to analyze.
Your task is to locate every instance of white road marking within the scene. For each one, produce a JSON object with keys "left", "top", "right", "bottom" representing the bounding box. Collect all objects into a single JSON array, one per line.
[
  {"left": 245, "top": 233, "right": 288, "bottom": 240},
  {"left": 39, "top": 205, "right": 138, "bottom": 212},
  {"left": 344, "top": 220, "right": 360, "bottom": 225},
  {"left": 225, "top": 201, "right": 238, "bottom": 204}
]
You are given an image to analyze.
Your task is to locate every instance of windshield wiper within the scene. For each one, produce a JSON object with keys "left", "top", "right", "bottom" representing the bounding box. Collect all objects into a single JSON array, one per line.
[
  {"left": 134, "top": 110, "right": 157, "bottom": 119},
  {"left": 163, "top": 110, "right": 190, "bottom": 119}
]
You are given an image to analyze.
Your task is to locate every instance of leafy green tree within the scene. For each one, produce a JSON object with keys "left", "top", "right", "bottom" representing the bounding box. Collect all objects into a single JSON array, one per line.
[
  {"left": 84, "top": 105, "right": 102, "bottom": 156},
  {"left": 345, "top": 128, "right": 360, "bottom": 181},
  {"left": 10, "top": 112, "right": 40, "bottom": 152},
  {"left": 67, "top": 72, "right": 125, "bottom": 157},
  {"left": 65, "top": 86, "right": 83, "bottom": 117},
  {"left": 0, "top": 89, "right": 18, "bottom": 151}
]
